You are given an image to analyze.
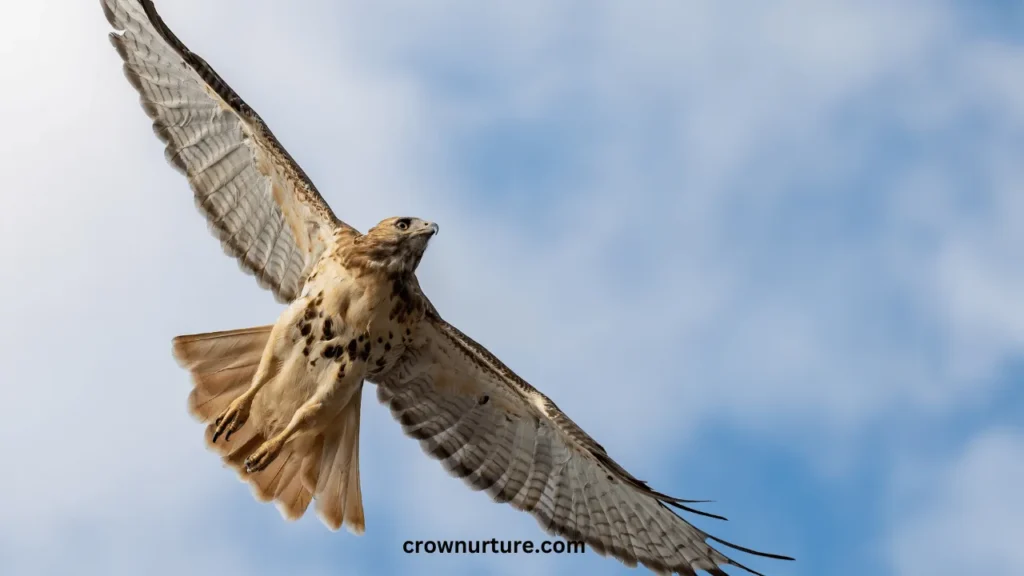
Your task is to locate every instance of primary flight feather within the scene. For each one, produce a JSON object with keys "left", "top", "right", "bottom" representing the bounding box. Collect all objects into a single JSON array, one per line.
[{"left": 102, "top": 1, "right": 794, "bottom": 574}]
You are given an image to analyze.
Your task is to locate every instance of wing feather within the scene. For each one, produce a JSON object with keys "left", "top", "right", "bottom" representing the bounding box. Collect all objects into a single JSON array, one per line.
[
  {"left": 102, "top": 0, "right": 356, "bottom": 302},
  {"left": 487, "top": 411, "right": 536, "bottom": 505},
  {"left": 376, "top": 313, "right": 794, "bottom": 576}
]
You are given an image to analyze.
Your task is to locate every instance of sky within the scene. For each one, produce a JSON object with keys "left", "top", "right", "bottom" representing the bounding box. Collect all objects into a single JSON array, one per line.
[{"left": 1, "top": 1, "right": 1023, "bottom": 575}]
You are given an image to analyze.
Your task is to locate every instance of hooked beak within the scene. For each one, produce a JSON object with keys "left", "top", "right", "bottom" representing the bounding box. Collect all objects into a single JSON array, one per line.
[{"left": 419, "top": 221, "right": 439, "bottom": 237}]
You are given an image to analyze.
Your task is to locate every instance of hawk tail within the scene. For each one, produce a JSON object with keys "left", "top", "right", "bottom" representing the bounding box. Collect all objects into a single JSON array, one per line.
[
  {"left": 171, "top": 326, "right": 314, "bottom": 521},
  {"left": 313, "top": 388, "right": 366, "bottom": 535}
]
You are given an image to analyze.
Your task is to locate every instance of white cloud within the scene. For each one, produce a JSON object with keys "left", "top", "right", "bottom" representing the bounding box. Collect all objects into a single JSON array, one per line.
[
  {"left": 890, "top": 429, "right": 1024, "bottom": 576},
  {"left": 2, "top": 0, "right": 1024, "bottom": 575}
]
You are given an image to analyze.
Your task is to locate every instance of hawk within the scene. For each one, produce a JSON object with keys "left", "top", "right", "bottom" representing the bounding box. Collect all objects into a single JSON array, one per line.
[{"left": 101, "top": 1, "right": 794, "bottom": 574}]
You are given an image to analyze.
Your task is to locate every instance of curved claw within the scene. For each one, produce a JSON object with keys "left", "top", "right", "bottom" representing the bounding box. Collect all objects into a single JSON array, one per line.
[
  {"left": 211, "top": 401, "right": 249, "bottom": 444},
  {"left": 244, "top": 439, "right": 282, "bottom": 473}
]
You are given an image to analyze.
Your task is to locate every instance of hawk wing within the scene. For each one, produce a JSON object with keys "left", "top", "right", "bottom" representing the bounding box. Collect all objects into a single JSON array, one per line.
[
  {"left": 103, "top": 0, "right": 355, "bottom": 303},
  {"left": 376, "top": 313, "right": 794, "bottom": 576}
]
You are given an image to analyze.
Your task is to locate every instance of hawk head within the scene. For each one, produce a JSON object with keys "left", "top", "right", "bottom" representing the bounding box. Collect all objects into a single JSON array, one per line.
[{"left": 350, "top": 216, "right": 439, "bottom": 275}]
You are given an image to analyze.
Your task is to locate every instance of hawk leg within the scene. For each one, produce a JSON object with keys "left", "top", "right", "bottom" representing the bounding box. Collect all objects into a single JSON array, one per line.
[
  {"left": 211, "top": 394, "right": 252, "bottom": 444},
  {"left": 212, "top": 333, "right": 282, "bottom": 443},
  {"left": 245, "top": 361, "right": 363, "bottom": 474}
]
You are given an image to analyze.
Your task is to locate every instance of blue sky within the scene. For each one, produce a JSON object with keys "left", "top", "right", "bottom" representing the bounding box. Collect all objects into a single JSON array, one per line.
[{"left": 1, "top": 1, "right": 1023, "bottom": 575}]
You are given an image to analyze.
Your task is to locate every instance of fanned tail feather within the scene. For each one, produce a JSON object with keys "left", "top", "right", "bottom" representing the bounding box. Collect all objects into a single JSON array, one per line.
[
  {"left": 172, "top": 325, "right": 272, "bottom": 421},
  {"left": 172, "top": 326, "right": 313, "bottom": 520},
  {"left": 313, "top": 388, "right": 366, "bottom": 535},
  {"left": 172, "top": 327, "right": 366, "bottom": 533}
]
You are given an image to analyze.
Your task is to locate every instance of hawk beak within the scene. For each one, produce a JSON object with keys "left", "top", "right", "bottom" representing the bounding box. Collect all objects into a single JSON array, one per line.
[{"left": 425, "top": 222, "right": 439, "bottom": 236}]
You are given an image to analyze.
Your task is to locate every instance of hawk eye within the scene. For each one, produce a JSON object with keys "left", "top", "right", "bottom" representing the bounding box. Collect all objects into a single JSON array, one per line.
[{"left": 395, "top": 218, "right": 411, "bottom": 231}]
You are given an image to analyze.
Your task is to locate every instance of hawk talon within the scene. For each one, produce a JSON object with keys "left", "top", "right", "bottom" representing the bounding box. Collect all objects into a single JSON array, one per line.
[
  {"left": 211, "top": 401, "right": 249, "bottom": 444},
  {"left": 243, "top": 456, "right": 259, "bottom": 473},
  {"left": 244, "top": 440, "right": 282, "bottom": 474}
]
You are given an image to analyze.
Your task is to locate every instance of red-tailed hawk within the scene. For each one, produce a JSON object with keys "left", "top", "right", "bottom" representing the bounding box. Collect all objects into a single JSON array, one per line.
[{"left": 102, "top": 1, "right": 794, "bottom": 574}]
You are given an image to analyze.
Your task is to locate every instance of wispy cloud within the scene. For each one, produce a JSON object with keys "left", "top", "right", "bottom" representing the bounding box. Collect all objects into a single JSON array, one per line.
[
  {"left": 890, "top": 429, "right": 1024, "bottom": 576},
  {"left": 1, "top": 1, "right": 1022, "bottom": 575}
]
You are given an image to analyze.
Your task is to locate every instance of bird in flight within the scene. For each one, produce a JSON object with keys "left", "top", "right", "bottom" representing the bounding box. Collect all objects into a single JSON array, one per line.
[{"left": 101, "top": 1, "right": 794, "bottom": 574}]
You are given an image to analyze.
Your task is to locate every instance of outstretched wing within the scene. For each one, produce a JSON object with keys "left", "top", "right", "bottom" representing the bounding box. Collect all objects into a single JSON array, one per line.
[
  {"left": 376, "top": 313, "right": 794, "bottom": 576},
  {"left": 102, "top": 0, "right": 356, "bottom": 303}
]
